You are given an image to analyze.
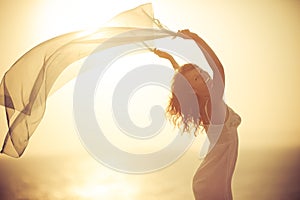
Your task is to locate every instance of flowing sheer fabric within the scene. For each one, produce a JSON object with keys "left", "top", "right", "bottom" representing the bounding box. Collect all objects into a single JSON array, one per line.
[{"left": 0, "top": 3, "right": 177, "bottom": 157}]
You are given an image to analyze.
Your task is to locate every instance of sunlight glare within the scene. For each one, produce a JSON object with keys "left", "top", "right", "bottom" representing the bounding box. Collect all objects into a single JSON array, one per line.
[
  {"left": 72, "top": 181, "right": 138, "bottom": 199},
  {"left": 40, "top": 0, "right": 152, "bottom": 33}
]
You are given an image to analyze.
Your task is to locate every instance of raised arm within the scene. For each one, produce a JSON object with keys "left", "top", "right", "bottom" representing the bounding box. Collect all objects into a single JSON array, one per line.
[
  {"left": 178, "top": 30, "right": 225, "bottom": 98},
  {"left": 153, "top": 49, "right": 180, "bottom": 71}
]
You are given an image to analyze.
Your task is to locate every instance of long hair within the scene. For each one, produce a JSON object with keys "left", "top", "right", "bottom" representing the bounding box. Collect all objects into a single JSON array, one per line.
[{"left": 166, "top": 64, "right": 208, "bottom": 135}]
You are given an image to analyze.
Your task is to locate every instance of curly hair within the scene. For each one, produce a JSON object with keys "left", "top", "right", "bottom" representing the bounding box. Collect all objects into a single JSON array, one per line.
[{"left": 166, "top": 64, "right": 208, "bottom": 136}]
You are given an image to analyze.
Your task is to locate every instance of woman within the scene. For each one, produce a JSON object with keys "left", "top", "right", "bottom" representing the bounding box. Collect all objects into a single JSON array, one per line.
[{"left": 154, "top": 29, "right": 241, "bottom": 200}]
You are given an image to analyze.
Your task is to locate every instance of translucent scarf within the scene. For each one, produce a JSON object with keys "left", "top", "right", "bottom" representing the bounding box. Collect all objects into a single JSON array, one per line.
[{"left": 0, "top": 3, "right": 178, "bottom": 157}]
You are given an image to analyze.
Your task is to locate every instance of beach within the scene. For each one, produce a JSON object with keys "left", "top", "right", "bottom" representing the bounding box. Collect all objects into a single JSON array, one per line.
[{"left": 0, "top": 146, "right": 299, "bottom": 200}]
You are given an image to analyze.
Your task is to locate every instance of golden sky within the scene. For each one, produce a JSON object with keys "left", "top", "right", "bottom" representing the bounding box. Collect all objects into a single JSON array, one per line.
[{"left": 0, "top": 0, "right": 300, "bottom": 157}]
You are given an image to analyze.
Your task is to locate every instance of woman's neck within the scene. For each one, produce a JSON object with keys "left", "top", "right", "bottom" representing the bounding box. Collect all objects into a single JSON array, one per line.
[
  {"left": 197, "top": 94, "right": 210, "bottom": 105},
  {"left": 196, "top": 95, "right": 210, "bottom": 125}
]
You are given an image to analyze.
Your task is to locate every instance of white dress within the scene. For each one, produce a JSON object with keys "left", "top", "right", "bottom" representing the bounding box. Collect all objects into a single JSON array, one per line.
[{"left": 193, "top": 105, "right": 241, "bottom": 200}]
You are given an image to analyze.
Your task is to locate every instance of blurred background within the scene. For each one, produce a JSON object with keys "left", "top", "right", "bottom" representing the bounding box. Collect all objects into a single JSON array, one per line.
[{"left": 0, "top": 0, "right": 299, "bottom": 199}]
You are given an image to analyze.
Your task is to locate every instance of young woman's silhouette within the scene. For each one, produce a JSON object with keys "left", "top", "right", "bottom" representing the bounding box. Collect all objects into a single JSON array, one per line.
[{"left": 154, "top": 29, "right": 241, "bottom": 200}]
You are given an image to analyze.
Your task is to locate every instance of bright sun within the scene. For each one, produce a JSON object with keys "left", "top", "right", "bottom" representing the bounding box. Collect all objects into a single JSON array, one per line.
[{"left": 40, "top": 0, "right": 151, "bottom": 34}]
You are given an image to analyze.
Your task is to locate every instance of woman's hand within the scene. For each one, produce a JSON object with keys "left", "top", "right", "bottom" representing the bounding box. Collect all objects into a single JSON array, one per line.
[
  {"left": 153, "top": 48, "right": 172, "bottom": 59},
  {"left": 153, "top": 48, "right": 180, "bottom": 70},
  {"left": 177, "top": 29, "right": 199, "bottom": 39}
]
